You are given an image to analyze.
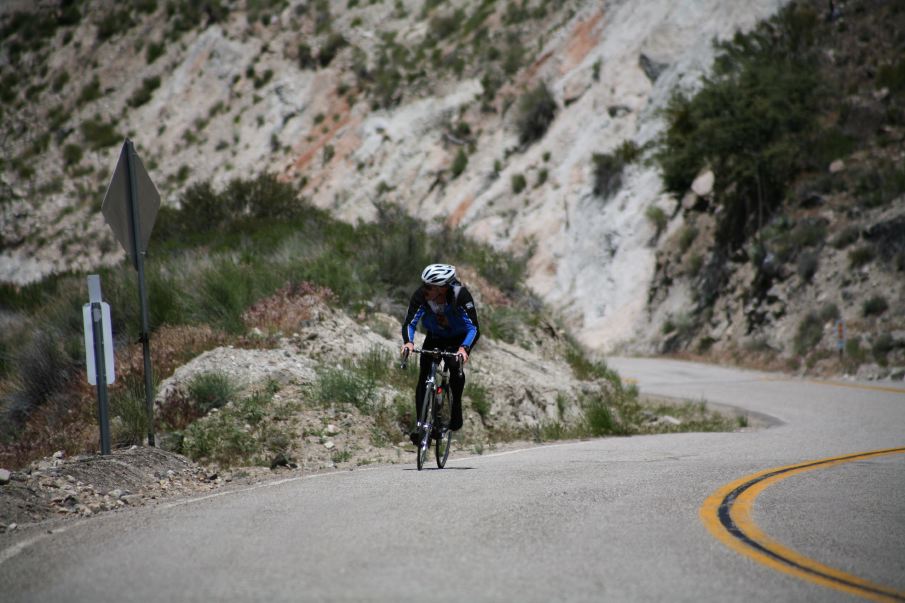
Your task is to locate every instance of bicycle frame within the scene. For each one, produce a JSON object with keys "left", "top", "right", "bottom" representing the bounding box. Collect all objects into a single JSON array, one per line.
[{"left": 401, "top": 348, "right": 461, "bottom": 469}]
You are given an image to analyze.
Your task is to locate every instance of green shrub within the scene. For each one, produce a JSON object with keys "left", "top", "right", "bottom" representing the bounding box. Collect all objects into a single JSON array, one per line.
[
  {"left": 871, "top": 333, "right": 896, "bottom": 366},
  {"left": 81, "top": 117, "right": 121, "bottom": 150},
  {"left": 515, "top": 82, "right": 557, "bottom": 146},
  {"left": 427, "top": 10, "right": 461, "bottom": 41},
  {"left": 502, "top": 37, "right": 525, "bottom": 76},
  {"left": 818, "top": 303, "right": 839, "bottom": 323},
  {"left": 794, "top": 312, "right": 823, "bottom": 356},
  {"left": 174, "top": 173, "right": 302, "bottom": 233},
  {"left": 298, "top": 42, "right": 315, "bottom": 69},
  {"left": 109, "top": 375, "right": 150, "bottom": 446},
  {"left": 128, "top": 76, "right": 161, "bottom": 107},
  {"left": 789, "top": 219, "right": 826, "bottom": 248},
  {"left": 51, "top": 71, "right": 69, "bottom": 93},
  {"left": 844, "top": 338, "right": 867, "bottom": 368},
  {"left": 592, "top": 153, "right": 623, "bottom": 198},
  {"left": 63, "top": 144, "right": 83, "bottom": 166},
  {"left": 253, "top": 69, "right": 273, "bottom": 89},
  {"left": 176, "top": 181, "right": 226, "bottom": 231},
  {"left": 0, "top": 329, "right": 73, "bottom": 433},
  {"left": 796, "top": 251, "right": 819, "bottom": 281},
  {"left": 511, "top": 173, "right": 526, "bottom": 193},
  {"left": 848, "top": 245, "right": 875, "bottom": 268},
  {"left": 831, "top": 225, "right": 860, "bottom": 249},
  {"left": 877, "top": 58, "right": 905, "bottom": 93},
  {"left": 645, "top": 205, "right": 668, "bottom": 238},
  {"left": 657, "top": 3, "right": 822, "bottom": 248},
  {"left": 194, "top": 257, "right": 261, "bottom": 332},
  {"left": 146, "top": 41, "right": 165, "bottom": 63},
  {"left": 318, "top": 32, "right": 347, "bottom": 67},
  {"left": 465, "top": 381, "right": 490, "bottom": 421},
  {"left": 678, "top": 225, "right": 698, "bottom": 253},
  {"left": 96, "top": 9, "right": 135, "bottom": 42},
  {"left": 181, "top": 385, "right": 280, "bottom": 467},
  {"left": 583, "top": 393, "right": 618, "bottom": 436},
  {"left": 78, "top": 77, "right": 102, "bottom": 105},
  {"left": 862, "top": 295, "right": 888, "bottom": 317},
  {"left": 316, "top": 367, "right": 375, "bottom": 412},
  {"left": 565, "top": 341, "right": 618, "bottom": 383},
  {"left": 535, "top": 168, "right": 548, "bottom": 187},
  {"left": 482, "top": 305, "right": 525, "bottom": 344},
  {"left": 450, "top": 148, "right": 468, "bottom": 178},
  {"left": 188, "top": 371, "right": 237, "bottom": 414}
]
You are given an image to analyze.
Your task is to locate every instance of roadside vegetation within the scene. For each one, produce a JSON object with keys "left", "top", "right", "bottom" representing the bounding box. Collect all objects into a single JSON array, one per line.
[
  {"left": 0, "top": 168, "right": 738, "bottom": 469},
  {"left": 0, "top": 0, "right": 760, "bottom": 471},
  {"left": 653, "top": 0, "right": 905, "bottom": 369},
  {"left": 0, "top": 172, "right": 548, "bottom": 468}
]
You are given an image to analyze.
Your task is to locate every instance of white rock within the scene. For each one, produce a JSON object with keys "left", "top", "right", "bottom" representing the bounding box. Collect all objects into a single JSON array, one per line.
[
  {"left": 0, "top": 468, "right": 11, "bottom": 485},
  {"left": 691, "top": 170, "right": 715, "bottom": 197},
  {"left": 52, "top": 451, "right": 65, "bottom": 460},
  {"left": 660, "top": 415, "right": 682, "bottom": 426},
  {"left": 829, "top": 159, "right": 845, "bottom": 173},
  {"left": 325, "top": 424, "right": 340, "bottom": 435},
  {"left": 323, "top": 441, "right": 335, "bottom": 450}
]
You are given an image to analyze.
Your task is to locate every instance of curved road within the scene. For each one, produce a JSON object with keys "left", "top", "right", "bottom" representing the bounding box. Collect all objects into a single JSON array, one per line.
[{"left": 2, "top": 358, "right": 904, "bottom": 602}]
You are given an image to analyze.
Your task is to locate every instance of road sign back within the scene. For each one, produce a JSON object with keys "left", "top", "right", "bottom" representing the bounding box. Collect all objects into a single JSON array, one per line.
[{"left": 101, "top": 140, "right": 160, "bottom": 269}]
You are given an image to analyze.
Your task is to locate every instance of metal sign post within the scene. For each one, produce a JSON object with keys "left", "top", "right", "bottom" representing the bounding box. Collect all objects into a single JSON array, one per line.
[
  {"left": 101, "top": 139, "right": 160, "bottom": 447},
  {"left": 836, "top": 319, "right": 846, "bottom": 360},
  {"left": 83, "top": 275, "right": 114, "bottom": 455}
]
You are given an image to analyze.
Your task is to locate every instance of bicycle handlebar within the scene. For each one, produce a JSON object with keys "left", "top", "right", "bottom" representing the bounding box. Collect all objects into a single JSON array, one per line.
[{"left": 400, "top": 348, "right": 465, "bottom": 377}]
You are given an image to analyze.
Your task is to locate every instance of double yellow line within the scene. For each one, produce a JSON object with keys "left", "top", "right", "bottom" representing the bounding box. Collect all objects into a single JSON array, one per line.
[{"left": 700, "top": 448, "right": 905, "bottom": 602}]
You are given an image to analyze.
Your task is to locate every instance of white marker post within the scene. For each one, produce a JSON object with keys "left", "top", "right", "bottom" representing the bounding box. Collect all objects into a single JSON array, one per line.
[
  {"left": 836, "top": 319, "right": 846, "bottom": 360},
  {"left": 83, "top": 275, "right": 114, "bottom": 455}
]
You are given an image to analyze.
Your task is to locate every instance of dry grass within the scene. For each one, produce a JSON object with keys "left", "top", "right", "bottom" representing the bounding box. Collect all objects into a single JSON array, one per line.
[{"left": 241, "top": 281, "right": 335, "bottom": 335}]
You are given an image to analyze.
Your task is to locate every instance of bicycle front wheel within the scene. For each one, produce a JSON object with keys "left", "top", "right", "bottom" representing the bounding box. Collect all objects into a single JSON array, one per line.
[
  {"left": 435, "top": 388, "right": 452, "bottom": 468},
  {"left": 417, "top": 387, "right": 434, "bottom": 471}
]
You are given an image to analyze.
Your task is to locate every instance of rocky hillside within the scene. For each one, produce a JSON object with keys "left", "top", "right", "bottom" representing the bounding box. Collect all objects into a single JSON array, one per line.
[
  {"left": 1, "top": 0, "right": 902, "bottom": 375},
  {"left": 1, "top": 0, "right": 785, "bottom": 347},
  {"left": 642, "top": 0, "right": 905, "bottom": 378}
]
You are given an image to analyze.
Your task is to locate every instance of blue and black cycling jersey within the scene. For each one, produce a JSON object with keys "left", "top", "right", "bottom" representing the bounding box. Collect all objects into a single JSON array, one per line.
[{"left": 401, "top": 281, "right": 480, "bottom": 351}]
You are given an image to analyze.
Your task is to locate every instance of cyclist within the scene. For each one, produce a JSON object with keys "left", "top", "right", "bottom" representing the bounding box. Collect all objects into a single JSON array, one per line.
[{"left": 401, "top": 264, "right": 480, "bottom": 446}]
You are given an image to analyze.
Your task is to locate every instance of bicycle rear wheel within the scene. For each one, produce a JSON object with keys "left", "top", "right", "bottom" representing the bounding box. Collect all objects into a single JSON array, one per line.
[
  {"left": 417, "top": 387, "right": 434, "bottom": 471},
  {"left": 435, "top": 388, "right": 452, "bottom": 468}
]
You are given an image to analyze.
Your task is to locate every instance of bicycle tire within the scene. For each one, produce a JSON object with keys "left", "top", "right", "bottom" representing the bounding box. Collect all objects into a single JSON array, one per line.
[
  {"left": 435, "top": 387, "right": 452, "bottom": 468},
  {"left": 417, "top": 386, "right": 434, "bottom": 471}
]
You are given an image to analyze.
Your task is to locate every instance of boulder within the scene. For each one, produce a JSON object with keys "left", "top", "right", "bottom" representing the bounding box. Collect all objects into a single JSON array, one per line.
[
  {"left": 691, "top": 170, "right": 714, "bottom": 197},
  {"left": 0, "top": 469, "right": 10, "bottom": 485}
]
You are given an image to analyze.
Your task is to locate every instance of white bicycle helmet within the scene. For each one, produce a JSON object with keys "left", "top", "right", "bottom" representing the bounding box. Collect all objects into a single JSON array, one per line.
[{"left": 421, "top": 263, "right": 456, "bottom": 286}]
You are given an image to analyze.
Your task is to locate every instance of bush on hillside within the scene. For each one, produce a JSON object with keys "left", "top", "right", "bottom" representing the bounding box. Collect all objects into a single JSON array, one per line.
[
  {"left": 318, "top": 32, "right": 347, "bottom": 68},
  {"left": 516, "top": 82, "right": 557, "bottom": 146},
  {"left": 127, "top": 76, "right": 161, "bottom": 107},
  {"left": 160, "top": 173, "right": 303, "bottom": 236},
  {"left": 657, "top": 4, "right": 823, "bottom": 248},
  {"left": 81, "top": 117, "right": 121, "bottom": 149},
  {"left": 794, "top": 312, "right": 823, "bottom": 356},
  {"left": 592, "top": 141, "right": 640, "bottom": 199}
]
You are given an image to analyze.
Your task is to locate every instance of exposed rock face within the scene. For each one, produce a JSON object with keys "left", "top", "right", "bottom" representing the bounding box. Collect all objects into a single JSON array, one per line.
[{"left": 0, "top": 0, "right": 787, "bottom": 353}]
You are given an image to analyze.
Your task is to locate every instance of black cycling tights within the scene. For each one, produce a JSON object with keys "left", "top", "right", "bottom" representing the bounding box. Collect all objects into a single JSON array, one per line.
[{"left": 415, "top": 342, "right": 465, "bottom": 431}]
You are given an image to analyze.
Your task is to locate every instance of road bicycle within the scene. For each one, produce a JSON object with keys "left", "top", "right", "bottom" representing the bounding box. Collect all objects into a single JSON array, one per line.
[{"left": 401, "top": 348, "right": 462, "bottom": 470}]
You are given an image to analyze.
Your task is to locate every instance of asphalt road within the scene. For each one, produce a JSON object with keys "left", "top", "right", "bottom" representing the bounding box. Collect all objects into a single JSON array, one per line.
[{"left": 2, "top": 357, "right": 904, "bottom": 602}]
